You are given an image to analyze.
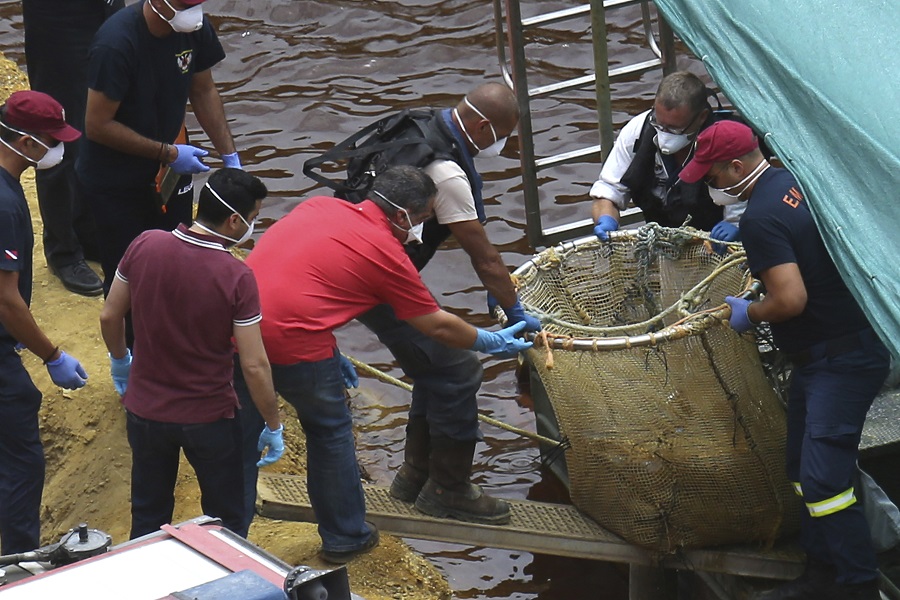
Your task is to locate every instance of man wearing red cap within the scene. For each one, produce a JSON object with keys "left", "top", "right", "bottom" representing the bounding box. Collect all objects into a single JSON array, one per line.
[
  {"left": 78, "top": 0, "right": 239, "bottom": 311},
  {"left": 0, "top": 90, "right": 90, "bottom": 554},
  {"left": 681, "top": 120, "right": 889, "bottom": 600}
]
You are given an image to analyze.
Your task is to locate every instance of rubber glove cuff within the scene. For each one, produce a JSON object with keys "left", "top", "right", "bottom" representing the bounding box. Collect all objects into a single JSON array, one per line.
[
  {"left": 725, "top": 296, "right": 757, "bottom": 333},
  {"left": 471, "top": 321, "right": 533, "bottom": 356},
  {"left": 47, "top": 351, "right": 88, "bottom": 390},
  {"left": 593, "top": 215, "right": 619, "bottom": 241},
  {"left": 257, "top": 424, "right": 285, "bottom": 467},
  {"left": 338, "top": 354, "right": 359, "bottom": 389},
  {"left": 109, "top": 349, "right": 132, "bottom": 396},
  {"left": 222, "top": 152, "right": 242, "bottom": 170},
  {"left": 505, "top": 300, "right": 542, "bottom": 333},
  {"left": 169, "top": 144, "right": 210, "bottom": 175}
]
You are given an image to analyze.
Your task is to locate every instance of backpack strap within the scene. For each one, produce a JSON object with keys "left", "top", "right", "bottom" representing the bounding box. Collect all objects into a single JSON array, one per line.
[{"left": 302, "top": 110, "right": 433, "bottom": 196}]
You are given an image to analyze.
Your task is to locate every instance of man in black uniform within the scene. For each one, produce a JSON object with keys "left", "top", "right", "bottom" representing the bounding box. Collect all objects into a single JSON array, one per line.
[
  {"left": 22, "top": 0, "right": 124, "bottom": 296},
  {"left": 590, "top": 71, "right": 742, "bottom": 242},
  {"left": 0, "top": 91, "right": 89, "bottom": 554},
  {"left": 78, "top": 0, "right": 241, "bottom": 298},
  {"left": 681, "top": 121, "right": 889, "bottom": 600}
]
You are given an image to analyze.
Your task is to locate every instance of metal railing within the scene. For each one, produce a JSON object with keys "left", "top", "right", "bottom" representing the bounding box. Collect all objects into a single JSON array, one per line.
[{"left": 493, "top": 0, "right": 675, "bottom": 248}]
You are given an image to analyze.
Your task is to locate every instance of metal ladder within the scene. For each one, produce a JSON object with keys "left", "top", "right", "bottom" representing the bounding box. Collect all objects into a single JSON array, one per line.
[{"left": 492, "top": 0, "right": 676, "bottom": 248}]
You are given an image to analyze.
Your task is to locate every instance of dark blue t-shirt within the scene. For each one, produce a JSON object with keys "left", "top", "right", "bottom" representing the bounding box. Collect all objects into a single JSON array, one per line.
[
  {"left": 77, "top": 1, "right": 225, "bottom": 189},
  {"left": 739, "top": 168, "right": 871, "bottom": 353},
  {"left": 0, "top": 167, "right": 33, "bottom": 345}
]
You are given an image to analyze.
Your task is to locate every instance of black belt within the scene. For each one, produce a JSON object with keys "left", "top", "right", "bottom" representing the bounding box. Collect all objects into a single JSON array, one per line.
[{"left": 788, "top": 329, "right": 872, "bottom": 368}]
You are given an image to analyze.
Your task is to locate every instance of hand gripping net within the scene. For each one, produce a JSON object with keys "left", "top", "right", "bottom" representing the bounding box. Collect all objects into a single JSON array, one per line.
[{"left": 509, "top": 225, "right": 800, "bottom": 554}]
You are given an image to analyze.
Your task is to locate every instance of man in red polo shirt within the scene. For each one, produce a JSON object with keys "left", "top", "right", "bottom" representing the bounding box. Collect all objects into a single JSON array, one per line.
[
  {"left": 235, "top": 165, "right": 531, "bottom": 563},
  {"left": 99, "top": 168, "right": 284, "bottom": 539}
]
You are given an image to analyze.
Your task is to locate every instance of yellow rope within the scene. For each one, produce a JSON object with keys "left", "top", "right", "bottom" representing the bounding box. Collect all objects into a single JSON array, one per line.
[{"left": 344, "top": 354, "right": 563, "bottom": 448}]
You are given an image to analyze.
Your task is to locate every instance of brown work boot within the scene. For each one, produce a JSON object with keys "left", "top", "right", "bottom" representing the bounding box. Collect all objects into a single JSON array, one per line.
[
  {"left": 389, "top": 416, "right": 430, "bottom": 502},
  {"left": 414, "top": 435, "right": 510, "bottom": 525}
]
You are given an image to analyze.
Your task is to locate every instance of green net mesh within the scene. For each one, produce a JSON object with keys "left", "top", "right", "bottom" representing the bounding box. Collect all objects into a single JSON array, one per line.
[{"left": 512, "top": 225, "right": 801, "bottom": 553}]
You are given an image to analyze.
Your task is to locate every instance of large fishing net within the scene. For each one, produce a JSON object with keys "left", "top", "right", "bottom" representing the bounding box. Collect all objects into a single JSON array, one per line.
[{"left": 508, "top": 225, "right": 800, "bottom": 554}]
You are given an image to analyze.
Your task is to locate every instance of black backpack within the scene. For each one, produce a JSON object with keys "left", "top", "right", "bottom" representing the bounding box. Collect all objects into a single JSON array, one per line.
[{"left": 303, "top": 109, "right": 448, "bottom": 204}]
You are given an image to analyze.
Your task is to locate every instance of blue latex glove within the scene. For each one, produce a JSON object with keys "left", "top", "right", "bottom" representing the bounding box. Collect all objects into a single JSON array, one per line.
[
  {"left": 471, "top": 321, "right": 533, "bottom": 356},
  {"left": 169, "top": 144, "right": 210, "bottom": 174},
  {"left": 710, "top": 220, "right": 740, "bottom": 242},
  {"left": 505, "top": 300, "right": 542, "bottom": 333},
  {"left": 46, "top": 351, "right": 88, "bottom": 390},
  {"left": 222, "top": 152, "right": 242, "bottom": 170},
  {"left": 256, "top": 424, "right": 285, "bottom": 467},
  {"left": 725, "top": 296, "right": 757, "bottom": 333},
  {"left": 339, "top": 354, "right": 359, "bottom": 389},
  {"left": 109, "top": 349, "right": 132, "bottom": 396},
  {"left": 593, "top": 215, "right": 619, "bottom": 241}
]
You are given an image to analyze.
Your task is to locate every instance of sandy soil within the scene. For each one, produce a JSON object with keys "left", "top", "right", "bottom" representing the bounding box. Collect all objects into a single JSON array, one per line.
[{"left": 1, "top": 55, "right": 450, "bottom": 600}]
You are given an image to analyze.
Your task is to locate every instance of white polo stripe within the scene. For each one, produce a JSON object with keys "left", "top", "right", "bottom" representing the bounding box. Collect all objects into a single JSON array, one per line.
[
  {"left": 172, "top": 228, "right": 227, "bottom": 251},
  {"left": 234, "top": 314, "right": 262, "bottom": 327}
]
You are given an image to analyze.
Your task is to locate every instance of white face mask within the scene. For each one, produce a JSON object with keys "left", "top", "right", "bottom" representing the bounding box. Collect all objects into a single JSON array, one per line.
[
  {"left": 655, "top": 130, "right": 691, "bottom": 155},
  {"left": 151, "top": 0, "right": 204, "bottom": 33},
  {"left": 35, "top": 140, "right": 65, "bottom": 170},
  {"left": 0, "top": 131, "right": 65, "bottom": 170},
  {"left": 195, "top": 182, "right": 255, "bottom": 246},
  {"left": 455, "top": 97, "right": 508, "bottom": 157},
  {"left": 708, "top": 160, "right": 770, "bottom": 206},
  {"left": 373, "top": 189, "right": 423, "bottom": 244},
  {"left": 477, "top": 136, "right": 508, "bottom": 159},
  {"left": 407, "top": 222, "right": 424, "bottom": 245}
]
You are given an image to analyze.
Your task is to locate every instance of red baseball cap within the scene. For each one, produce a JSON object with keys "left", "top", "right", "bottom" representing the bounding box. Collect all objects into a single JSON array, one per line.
[
  {"left": 3, "top": 90, "right": 81, "bottom": 143},
  {"left": 679, "top": 121, "right": 758, "bottom": 184}
]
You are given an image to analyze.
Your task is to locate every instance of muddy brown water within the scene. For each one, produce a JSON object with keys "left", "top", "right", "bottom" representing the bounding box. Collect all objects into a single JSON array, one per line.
[{"left": 0, "top": 2, "right": 707, "bottom": 597}]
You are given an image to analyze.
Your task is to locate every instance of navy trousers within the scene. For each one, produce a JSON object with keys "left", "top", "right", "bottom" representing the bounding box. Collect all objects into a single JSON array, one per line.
[
  {"left": 22, "top": 0, "right": 124, "bottom": 268},
  {"left": 785, "top": 328, "right": 891, "bottom": 584},
  {"left": 0, "top": 344, "right": 45, "bottom": 554}
]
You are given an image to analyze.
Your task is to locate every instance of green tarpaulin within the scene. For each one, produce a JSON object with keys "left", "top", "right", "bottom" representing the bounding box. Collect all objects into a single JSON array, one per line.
[{"left": 653, "top": 1, "right": 900, "bottom": 359}]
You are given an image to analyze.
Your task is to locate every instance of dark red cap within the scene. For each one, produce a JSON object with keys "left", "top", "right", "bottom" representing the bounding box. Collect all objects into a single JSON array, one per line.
[
  {"left": 679, "top": 121, "right": 758, "bottom": 184},
  {"left": 3, "top": 90, "right": 81, "bottom": 143}
]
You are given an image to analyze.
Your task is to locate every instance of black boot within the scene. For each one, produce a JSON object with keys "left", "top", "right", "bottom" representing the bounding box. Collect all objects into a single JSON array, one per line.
[
  {"left": 755, "top": 560, "right": 836, "bottom": 599},
  {"left": 414, "top": 435, "right": 510, "bottom": 525},
  {"left": 389, "top": 416, "right": 430, "bottom": 502}
]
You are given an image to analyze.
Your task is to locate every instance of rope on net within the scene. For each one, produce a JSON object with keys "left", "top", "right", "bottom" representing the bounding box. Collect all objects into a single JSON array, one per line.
[{"left": 342, "top": 354, "right": 564, "bottom": 449}]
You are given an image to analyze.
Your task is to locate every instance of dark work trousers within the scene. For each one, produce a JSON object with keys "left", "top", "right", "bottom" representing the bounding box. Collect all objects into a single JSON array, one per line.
[
  {"left": 125, "top": 411, "right": 246, "bottom": 539},
  {"left": 356, "top": 303, "right": 483, "bottom": 440},
  {"left": 0, "top": 343, "right": 46, "bottom": 554},
  {"left": 79, "top": 177, "right": 192, "bottom": 345},
  {"left": 785, "top": 328, "right": 891, "bottom": 585},
  {"left": 22, "top": 0, "right": 124, "bottom": 269}
]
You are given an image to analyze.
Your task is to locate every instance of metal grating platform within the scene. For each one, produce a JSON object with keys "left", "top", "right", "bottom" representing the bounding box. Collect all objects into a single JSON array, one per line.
[{"left": 257, "top": 473, "right": 804, "bottom": 580}]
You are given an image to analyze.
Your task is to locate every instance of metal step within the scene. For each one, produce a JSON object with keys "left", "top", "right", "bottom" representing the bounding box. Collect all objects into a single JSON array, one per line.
[{"left": 256, "top": 473, "right": 804, "bottom": 580}]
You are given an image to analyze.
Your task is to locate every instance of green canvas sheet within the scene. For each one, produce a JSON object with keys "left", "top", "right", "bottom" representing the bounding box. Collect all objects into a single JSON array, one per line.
[{"left": 653, "top": 1, "right": 900, "bottom": 358}]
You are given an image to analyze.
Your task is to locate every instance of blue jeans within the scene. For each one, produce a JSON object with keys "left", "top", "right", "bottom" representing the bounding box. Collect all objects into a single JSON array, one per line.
[
  {"left": 235, "top": 352, "right": 374, "bottom": 553},
  {"left": 126, "top": 411, "right": 245, "bottom": 539},
  {"left": 356, "top": 303, "right": 483, "bottom": 440},
  {"left": 0, "top": 344, "right": 45, "bottom": 554},
  {"left": 785, "top": 328, "right": 890, "bottom": 584}
]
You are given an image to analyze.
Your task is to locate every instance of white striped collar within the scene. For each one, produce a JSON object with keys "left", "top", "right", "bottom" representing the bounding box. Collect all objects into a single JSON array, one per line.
[{"left": 171, "top": 226, "right": 229, "bottom": 252}]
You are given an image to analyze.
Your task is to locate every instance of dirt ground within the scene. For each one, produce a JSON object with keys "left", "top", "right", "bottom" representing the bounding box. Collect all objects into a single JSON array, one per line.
[{"left": 1, "top": 55, "right": 450, "bottom": 600}]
